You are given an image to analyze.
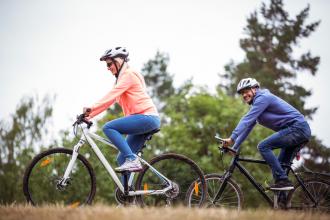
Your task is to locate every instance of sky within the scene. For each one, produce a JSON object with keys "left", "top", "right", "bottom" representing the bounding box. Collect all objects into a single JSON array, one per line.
[{"left": 1, "top": 0, "right": 329, "bottom": 145}]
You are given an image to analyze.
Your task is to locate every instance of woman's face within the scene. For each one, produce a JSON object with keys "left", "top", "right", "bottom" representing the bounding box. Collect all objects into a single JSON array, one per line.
[
  {"left": 105, "top": 59, "right": 117, "bottom": 75},
  {"left": 105, "top": 58, "right": 123, "bottom": 75}
]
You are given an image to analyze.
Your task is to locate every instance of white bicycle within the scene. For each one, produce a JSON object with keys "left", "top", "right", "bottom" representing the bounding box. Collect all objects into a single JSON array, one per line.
[{"left": 23, "top": 113, "right": 206, "bottom": 207}]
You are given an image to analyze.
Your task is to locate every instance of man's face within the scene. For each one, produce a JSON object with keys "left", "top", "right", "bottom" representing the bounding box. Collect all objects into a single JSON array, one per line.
[{"left": 239, "top": 87, "right": 256, "bottom": 104}]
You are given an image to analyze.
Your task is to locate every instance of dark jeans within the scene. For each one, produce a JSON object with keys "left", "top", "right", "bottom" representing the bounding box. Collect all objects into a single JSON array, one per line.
[{"left": 257, "top": 121, "right": 311, "bottom": 181}]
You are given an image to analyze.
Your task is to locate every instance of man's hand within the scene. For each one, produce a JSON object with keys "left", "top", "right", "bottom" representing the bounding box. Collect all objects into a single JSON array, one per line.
[{"left": 222, "top": 138, "right": 234, "bottom": 147}]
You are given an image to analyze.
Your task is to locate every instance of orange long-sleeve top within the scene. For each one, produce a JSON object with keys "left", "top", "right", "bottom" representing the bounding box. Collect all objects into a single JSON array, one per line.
[{"left": 88, "top": 65, "right": 158, "bottom": 119}]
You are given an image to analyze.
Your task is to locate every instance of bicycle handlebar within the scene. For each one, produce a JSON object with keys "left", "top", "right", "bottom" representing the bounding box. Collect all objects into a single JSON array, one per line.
[
  {"left": 73, "top": 113, "right": 93, "bottom": 129},
  {"left": 214, "top": 135, "right": 237, "bottom": 154}
]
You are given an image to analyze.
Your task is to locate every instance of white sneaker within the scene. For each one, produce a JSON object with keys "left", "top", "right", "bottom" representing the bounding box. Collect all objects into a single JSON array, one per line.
[{"left": 115, "top": 157, "right": 143, "bottom": 172}]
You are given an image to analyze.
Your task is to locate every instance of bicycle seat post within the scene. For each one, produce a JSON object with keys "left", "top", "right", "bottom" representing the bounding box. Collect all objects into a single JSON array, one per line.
[{"left": 122, "top": 171, "right": 130, "bottom": 196}]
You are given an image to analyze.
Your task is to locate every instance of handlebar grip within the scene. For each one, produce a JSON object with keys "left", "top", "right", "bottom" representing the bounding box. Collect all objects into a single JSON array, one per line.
[
  {"left": 219, "top": 146, "right": 237, "bottom": 154},
  {"left": 73, "top": 113, "right": 93, "bottom": 128},
  {"left": 82, "top": 118, "right": 93, "bottom": 128}
]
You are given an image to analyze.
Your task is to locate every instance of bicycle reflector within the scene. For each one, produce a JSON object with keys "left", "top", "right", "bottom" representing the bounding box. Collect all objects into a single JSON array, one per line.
[
  {"left": 296, "top": 152, "right": 301, "bottom": 161},
  {"left": 194, "top": 182, "right": 199, "bottom": 196},
  {"left": 144, "top": 183, "right": 148, "bottom": 191},
  {"left": 40, "top": 158, "right": 52, "bottom": 167}
]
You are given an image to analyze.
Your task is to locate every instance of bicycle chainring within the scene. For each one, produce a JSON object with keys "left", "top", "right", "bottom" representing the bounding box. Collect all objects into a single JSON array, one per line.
[
  {"left": 115, "top": 187, "right": 135, "bottom": 205},
  {"left": 165, "top": 182, "right": 180, "bottom": 199}
]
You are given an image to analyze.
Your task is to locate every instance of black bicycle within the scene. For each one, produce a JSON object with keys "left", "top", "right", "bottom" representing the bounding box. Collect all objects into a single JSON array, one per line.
[{"left": 187, "top": 135, "right": 330, "bottom": 211}]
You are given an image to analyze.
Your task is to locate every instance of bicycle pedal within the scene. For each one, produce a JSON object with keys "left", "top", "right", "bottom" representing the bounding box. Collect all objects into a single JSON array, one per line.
[{"left": 268, "top": 187, "right": 294, "bottom": 191}]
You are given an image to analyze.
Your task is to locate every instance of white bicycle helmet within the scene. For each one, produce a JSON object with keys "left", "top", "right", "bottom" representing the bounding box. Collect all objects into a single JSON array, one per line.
[
  {"left": 100, "top": 47, "right": 129, "bottom": 61},
  {"left": 236, "top": 78, "right": 260, "bottom": 93}
]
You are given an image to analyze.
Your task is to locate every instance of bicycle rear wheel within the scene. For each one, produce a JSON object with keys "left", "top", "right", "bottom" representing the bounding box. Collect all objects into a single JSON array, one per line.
[
  {"left": 135, "top": 153, "right": 206, "bottom": 207},
  {"left": 195, "top": 173, "right": 243, "bottom": 210},
  {"left": 287, "top": 178, "right": 330, "bottom": 212},
  {"left": 23, "top": 148, "right": 96, "bottom": 206}
]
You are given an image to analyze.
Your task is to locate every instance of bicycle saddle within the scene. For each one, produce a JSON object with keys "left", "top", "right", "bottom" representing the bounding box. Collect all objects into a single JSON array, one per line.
[{"left": 145, "top": 128, "right": 160, "bottom": 141}]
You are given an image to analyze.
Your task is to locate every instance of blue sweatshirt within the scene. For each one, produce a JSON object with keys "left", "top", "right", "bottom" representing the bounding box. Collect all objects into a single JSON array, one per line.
[{"left": 230, "top": 89, "right": 305, "bottom": 150}]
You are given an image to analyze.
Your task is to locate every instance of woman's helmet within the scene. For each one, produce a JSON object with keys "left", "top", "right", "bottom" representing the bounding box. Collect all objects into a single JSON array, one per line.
[
  {"left": 236, "top": 78, "right": 260, "bottom": 93},
  {"left": 100, "top": 47, "right": 129, "bottom": 61}
]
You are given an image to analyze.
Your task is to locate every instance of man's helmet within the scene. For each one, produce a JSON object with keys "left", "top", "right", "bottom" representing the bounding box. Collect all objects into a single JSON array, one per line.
[
  {"left": 236, "top": 78, "right": 260, "bottom": 93},
  {"left": 100, "top": 47, "right": 129, "bottom": 61}
]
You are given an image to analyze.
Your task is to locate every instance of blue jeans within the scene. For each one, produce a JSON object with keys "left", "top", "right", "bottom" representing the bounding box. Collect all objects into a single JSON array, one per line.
[
  {"left": 257, "top": 121, "right": 311, "bottom": 181},
  {"left": 103, "top": 114, "right": 161, "bottom": 165}
]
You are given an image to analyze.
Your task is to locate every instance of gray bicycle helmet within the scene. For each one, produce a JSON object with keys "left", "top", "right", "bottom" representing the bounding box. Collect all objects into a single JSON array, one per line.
[
  {"left": 236, "top": 78, "right": 260, "bottom": 93},
  {"left": 100, "top": 47, "right": 129, "bottom": 61}
]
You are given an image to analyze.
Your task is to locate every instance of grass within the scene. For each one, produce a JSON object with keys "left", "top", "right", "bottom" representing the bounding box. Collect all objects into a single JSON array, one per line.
[{"left": 0, "top": 205, "right": 329, "bottom": 220}]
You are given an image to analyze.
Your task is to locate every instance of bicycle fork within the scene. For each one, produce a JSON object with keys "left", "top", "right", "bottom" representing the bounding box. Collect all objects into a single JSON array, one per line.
[
  {"left": 59, "top": 138, "right": 85, "bottom": 188},
  {"left": 212, "top": 171, "right": 231, "bottom": 204}
]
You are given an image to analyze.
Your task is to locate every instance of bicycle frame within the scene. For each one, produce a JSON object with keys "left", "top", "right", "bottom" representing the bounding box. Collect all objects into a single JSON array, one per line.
[
  {"left": 61, "top": 124, "right": 173, "bottom": 197},
  {"left": 212, "top": 154, "right": 318, "bottom": 207}
]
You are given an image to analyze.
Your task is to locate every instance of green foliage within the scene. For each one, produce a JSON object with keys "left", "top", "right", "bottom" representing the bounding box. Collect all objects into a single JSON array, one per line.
[
  {"left": 142, "top": 50, "right": 175, "bottom": 111},
  {"left": 0, "top": 95, "right": 54, "bottom": 204}
]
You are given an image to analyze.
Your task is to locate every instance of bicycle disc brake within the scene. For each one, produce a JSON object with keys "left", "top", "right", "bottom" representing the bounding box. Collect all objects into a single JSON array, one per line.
[{"left": 56, "top": 177, "right": 71, "bottom": 191}]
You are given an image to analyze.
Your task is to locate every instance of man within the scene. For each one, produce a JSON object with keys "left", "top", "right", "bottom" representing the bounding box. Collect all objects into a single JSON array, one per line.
[{"left": 223, "top": 78, "right": 311, "bottom": 190}]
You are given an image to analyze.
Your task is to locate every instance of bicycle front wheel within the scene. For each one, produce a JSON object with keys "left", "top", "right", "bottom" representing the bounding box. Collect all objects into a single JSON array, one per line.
[
  {"left": 135, "top": 153, "right": 207, "bottom": 207},
  {"left": 23, "top": 148, "right": 96, "bottom": 206},
  {"left": 287, "top": 178, "right": 330, "bottom": 212},
  {"left": 197, "top": 173, "right": 243, "bottom": 210}
]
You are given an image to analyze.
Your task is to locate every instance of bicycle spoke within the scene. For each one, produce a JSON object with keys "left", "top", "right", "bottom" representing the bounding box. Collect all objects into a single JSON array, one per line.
[
  {"left": 135, "top": 153, "right": 206, "bottom": 207},
  {"left": 287, "top": 178, "right": 330, "bottom": 212},
  {"left": 201, "top": 174, "right": 243, "bottom": 210}
]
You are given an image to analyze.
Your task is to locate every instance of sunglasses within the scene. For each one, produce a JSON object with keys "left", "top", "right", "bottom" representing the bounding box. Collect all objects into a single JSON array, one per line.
[{"left": 106, "top": 62, "right": 114, "bottom": 68}]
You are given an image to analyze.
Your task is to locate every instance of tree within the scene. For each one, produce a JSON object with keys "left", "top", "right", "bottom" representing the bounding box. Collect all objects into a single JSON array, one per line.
[
  {"left": 222, "top": 0, "right": 319, "bottom": 118},
  {"left": 142, "top": 50, "right": 175, "bottom": 111},
  {"left": 220, "top": 0, "right": 329, "bottom": 172},
  {"left": 0, "top": 95, "right": 54, "bottom": 204}
]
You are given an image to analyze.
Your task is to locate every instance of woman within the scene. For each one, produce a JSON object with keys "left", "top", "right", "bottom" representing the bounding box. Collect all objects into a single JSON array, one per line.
[{"left": 84, "top": 47, "right": 160, "bottom": 172}]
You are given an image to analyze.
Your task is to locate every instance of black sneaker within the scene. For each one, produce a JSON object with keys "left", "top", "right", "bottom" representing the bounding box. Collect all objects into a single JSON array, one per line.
[{"left": 269, "top": 179, "right": 294, "bottom": 191}]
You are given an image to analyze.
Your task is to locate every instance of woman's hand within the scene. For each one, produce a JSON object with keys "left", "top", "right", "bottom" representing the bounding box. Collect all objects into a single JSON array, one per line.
[{"left": 83, "top": 107, "right": 92, "bottom": 117}]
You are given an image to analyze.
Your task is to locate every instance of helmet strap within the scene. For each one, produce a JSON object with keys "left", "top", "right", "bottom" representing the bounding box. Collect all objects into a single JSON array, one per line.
[
  {"left": 248, "top": 87, "right": 257, "bottom": 105},
  {"left": 114, "top": 58, "right": 126, "bottom": 83}
]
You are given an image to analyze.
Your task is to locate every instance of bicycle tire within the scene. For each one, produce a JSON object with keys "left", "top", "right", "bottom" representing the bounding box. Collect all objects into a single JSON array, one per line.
[
  {"left": 197, "top": 173, "right": 243, "bottom": 210},
  {"left": 286, "top": 177, "right": 330, "bottom": 212},
  {"left": 135, "top": 153, "right": 207, "bottom": 207},
  {"left": 23, "top": 148, "right": 96, "bottom": 206}
]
